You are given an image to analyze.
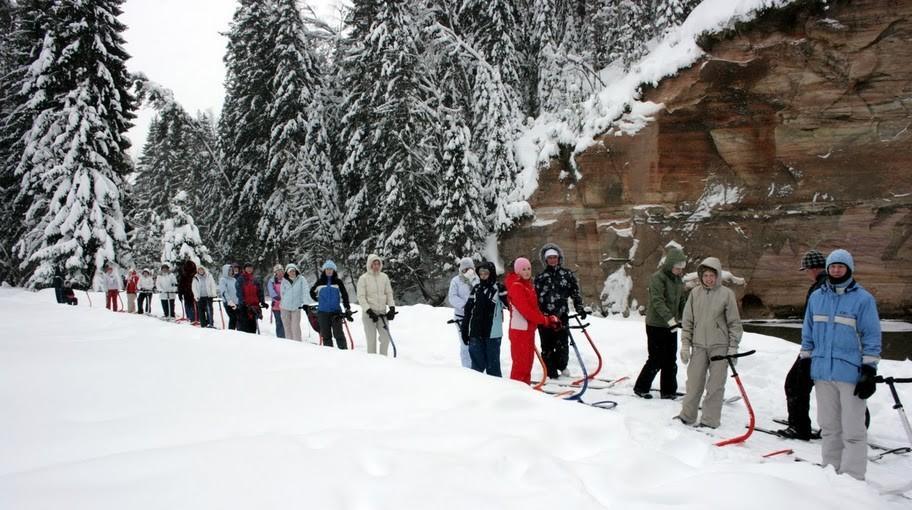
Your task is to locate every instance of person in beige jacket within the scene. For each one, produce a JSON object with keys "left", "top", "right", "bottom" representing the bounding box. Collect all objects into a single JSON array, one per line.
[
  {"left": 676, "top": 257, "right": 742, "bottom": 428},
  {"left": 356, "top": 254, "right": 396, "bottom": 355}
]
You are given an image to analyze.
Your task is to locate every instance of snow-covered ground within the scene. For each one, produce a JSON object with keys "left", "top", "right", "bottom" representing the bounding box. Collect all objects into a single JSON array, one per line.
[{"left": 1, "top": 287, "right": 910, "bottom": 509}]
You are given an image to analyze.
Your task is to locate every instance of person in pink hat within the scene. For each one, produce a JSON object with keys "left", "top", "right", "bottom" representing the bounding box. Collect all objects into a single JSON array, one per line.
[{"left": 505, "top": 257, "right": 559, "bottom": 384}]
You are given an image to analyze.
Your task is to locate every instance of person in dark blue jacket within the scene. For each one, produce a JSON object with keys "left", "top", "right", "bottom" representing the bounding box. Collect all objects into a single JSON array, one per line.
[
  {"left": 461, "top": 262, "right": 509, "bottom": 376},
  {"left": 310, "top": 260, "right": 352, "bottom": 349},
  {"left": 800, "top": 249, "right": 881, "bottom": 481}
]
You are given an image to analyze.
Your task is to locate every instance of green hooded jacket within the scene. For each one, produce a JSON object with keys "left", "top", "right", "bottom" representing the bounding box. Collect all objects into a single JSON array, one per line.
[{"left": 645, "top": 248, "right": 687, "bottom": 328}]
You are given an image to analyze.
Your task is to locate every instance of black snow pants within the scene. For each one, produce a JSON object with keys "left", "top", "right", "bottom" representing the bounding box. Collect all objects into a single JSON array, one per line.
[{"left": 633, "top": 325, "right": 678, "bottom": 397}]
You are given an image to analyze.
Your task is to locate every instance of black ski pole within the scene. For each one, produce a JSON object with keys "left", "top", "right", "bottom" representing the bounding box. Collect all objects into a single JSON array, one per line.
[
  {"left": 875, "top": 376, "right": 912, "bottom": 446},
  {"left": 379, "top": 315, "right": 398, "bottom": 358}
]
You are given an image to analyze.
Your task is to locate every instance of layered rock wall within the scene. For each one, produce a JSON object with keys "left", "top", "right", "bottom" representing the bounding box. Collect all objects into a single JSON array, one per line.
[{"left": 501, "top": 0, "right": 912, "bottom": 318}]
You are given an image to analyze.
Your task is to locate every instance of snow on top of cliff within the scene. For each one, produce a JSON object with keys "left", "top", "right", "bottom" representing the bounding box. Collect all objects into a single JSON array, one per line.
[{"left": 513, "top": 0, "right": 796, "bottom": 204}]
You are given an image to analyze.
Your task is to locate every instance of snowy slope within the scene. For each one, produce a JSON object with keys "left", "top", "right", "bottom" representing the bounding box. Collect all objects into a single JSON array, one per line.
[{"left": 0, "top": 288, "right": 909, "bottom": 509}]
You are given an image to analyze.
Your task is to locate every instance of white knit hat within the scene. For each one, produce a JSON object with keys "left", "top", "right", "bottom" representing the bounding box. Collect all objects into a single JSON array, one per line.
[{"left": 544, "top": 249, "right": 560, "bottom": 258}]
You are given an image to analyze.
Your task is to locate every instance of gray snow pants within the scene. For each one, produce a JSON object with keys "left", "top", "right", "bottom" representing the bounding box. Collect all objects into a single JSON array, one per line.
[
  {"left": 362, "top": 313, "right": 392, "bottom": 355},
  {"left": 679, "top": 345, "right": 729, "bottom": 428},
  {"left": 815, "top": 380, "right": 868, "bottom": 480}
]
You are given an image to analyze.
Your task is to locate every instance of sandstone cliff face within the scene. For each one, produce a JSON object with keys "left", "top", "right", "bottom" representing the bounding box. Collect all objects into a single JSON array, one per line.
[{"left": 501, "top": 0, "right": 912, "bottom": 318}]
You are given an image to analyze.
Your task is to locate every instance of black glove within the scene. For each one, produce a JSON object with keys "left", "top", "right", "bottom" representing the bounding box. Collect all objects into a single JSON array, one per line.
[
  {"left": 854, "top": 364, "right": 877, "bottom": 400},
  {"left": 260, "top": 302, "right": 268, "bottom": 309},
  {"left": 386, "top": 306, "right": 396, "bottom": 321},
  {"left": 344, "top": 309, "right": 354, "bottom": 322},
  {"left": 461, "top": 334, "right": 470, "bottom": 346},
  {"left": 367, "top": 309, "right": 378, "bottom": 321},
  {"left": 578, "top": 310, "right": 587, "bottom": 320}
]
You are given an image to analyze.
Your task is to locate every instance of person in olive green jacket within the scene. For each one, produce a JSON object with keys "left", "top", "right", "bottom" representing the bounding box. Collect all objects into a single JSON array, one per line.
[
  {"left": 633, "top": 247, "right": 688, "bottom": 399},
  {"left": 676, "top": 257, "right": 742, "bottom": 428}
]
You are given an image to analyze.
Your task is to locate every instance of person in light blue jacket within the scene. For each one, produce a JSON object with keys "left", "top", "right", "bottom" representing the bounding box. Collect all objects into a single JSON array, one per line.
[
  {"left": 279, "top": 263, "right": 307, "bottom": 341},
  {"left": 800, "top": 249, "right": 881, "bottom": 481},
  {"left": 448, "top": 257, "right": 478, "bottom": 367},
  {"left": 218, "top": 264, "right": 239, "bottom": 330}
]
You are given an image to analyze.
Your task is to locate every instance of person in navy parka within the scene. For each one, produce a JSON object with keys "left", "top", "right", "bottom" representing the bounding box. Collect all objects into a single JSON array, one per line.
[
  {"left": 461, "top": 262, "right": 509, "bottom": 376},
  {"left": 310, "top": 260, "right": 352, "bottom": 349}
]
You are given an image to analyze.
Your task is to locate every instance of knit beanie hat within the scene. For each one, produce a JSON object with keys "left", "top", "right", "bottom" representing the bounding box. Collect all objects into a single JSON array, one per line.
[
  {"left": 458, "top": 257, "right": 474, "bottom": 271},
  {"left": 513, "top": 257, "right": 531, "bottom": 272},
  {"left": 273, "top": 264, "right": 284, "bottom": 272},
  {"left": 322, "top": 260, "right": 337, "bottom": 271}
]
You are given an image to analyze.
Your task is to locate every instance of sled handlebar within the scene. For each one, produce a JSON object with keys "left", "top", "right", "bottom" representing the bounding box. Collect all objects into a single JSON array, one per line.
[
  {"left": 447, "top": 319, "right": 462, "bottom": 324},
  {"left": 876, "top": 376, "right": 912, "bottom": 384},
  {"left": 569, "top": 322, "right": 590, "bottom": 330},
  {"left": 710, "top": 350, "right": 757, "bottom": 362}
]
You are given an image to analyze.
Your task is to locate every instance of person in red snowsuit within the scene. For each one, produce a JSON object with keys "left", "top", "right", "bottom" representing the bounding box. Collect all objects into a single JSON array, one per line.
[{"left": 506, "top": 257, "right": 559, "bottom": 384}]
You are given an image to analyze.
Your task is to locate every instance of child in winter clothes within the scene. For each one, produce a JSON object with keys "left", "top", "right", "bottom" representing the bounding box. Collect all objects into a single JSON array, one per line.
[
  {"left": 461, "top": 261, "right": 509, "bottom": 376},
  {"left": 505, "top": 258, "right": 559, "bottom": 384},
  {"left": 280, "top": 263, "right": 308, "bottom": 342},
  {"left": 310, "top": 260, "right": 353, "bottom": 349},
  {"left": 356, "top": 254, "right": 396, "bottom": 355},
  {"left": 448, "top": 257, "right": 479, "bottom": 368},
  {"left": 102, "top": 266, "right": 121, "bottom": 311},
  {"left": 125, "top": 269, "right": 139, "bottom": 313},
  {"left": 267, "top": 264, "right": 285, "bottom": 338},
  {"left": 137, "top": 269, "right": 155, "bottom": 314},
  {"left": 156, "top": 264, "right": 178, "bottom": 318},
  {"left": 218, "top": 264, "right": 239, "bottom": 330},
  {"left": 192, "top": 266, "right": 218, "bottom": 328}
]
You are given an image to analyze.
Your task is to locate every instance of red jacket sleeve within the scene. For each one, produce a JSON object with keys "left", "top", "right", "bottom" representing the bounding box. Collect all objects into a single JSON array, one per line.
[{"left": 508, "top": 281, "right": 549, "bottom": 326}]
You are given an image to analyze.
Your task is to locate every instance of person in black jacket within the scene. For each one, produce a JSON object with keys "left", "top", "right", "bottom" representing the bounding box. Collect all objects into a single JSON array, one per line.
[
  {"left": 778, "top": 250, "right": 827, "bottom": 440},
  {"left": 461, "top": 262, "right": 509, "bottom": 376},
  {"left": 534, "top": 243, "right": 584, "bottom": 378}
]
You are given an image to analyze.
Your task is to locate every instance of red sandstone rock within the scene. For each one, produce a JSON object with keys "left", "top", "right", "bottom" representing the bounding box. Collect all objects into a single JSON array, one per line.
[{"left": 501, "top": 0, "right": 912, "bottom": 318}]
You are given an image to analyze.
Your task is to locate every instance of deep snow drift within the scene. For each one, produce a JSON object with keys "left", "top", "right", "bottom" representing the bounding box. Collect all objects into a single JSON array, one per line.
[{"left": 0, "top": 288, "right": 909, "bottom": 509}]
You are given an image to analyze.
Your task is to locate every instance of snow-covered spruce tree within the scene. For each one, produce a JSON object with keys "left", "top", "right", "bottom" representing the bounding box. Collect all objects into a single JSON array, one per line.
[
  {"left": 295, "top": 97, "right": 340, "bottom": 267},
  {"left": 183, "top": 110, "right": 224, "bottom": 255},
  {"left": 613, "top": 0, "right": 653, "bottom": 69},
  {"left": 338, "top": 0, "right": 381, "bottom": 268},
  {"left": 432, "top": 111, "right": 486, "bottom": 267},
  {"left": 0, "top": 0, "right": 34, "bottom": 282},
  {"left": 471, "top": 62, "right": 522, "bottom": 233},
  {"left": 371, "top": 1, "right": 438, "bottom": 283},
  {"left": 160, "top": 191, "right": 213, "bottom": 268},
  {"left": 14, "top": 0, "right": 136, "bottom": 287},
  {"left": 257, "top": 0, "right": 323, "bottom": 264},
  {"left": 340, "top": 0, "right": 437, "bottom": 284},
  {"left": 456, "top": 0, "right": 524, "bottom": 108},
  {"left": 655, "top": 0, "right": 701, "bottom": 37},
  {"left": 217, "top": 0, "right": 275, "bottom": 262}
]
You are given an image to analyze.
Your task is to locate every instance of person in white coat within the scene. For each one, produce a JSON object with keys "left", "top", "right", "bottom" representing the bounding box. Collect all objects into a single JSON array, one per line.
[
  {"left": 101, "top": 265, "right": 121, "bottom": 311},
  {"left": 138, "top": 269, "right": 155, "bottom": 314},
  {"left": 280, "top": 263, "right": 307, "bottom": 341},
  {"left": 356, "top": 254, "right": 395, "bottom": 355},
  {"left": 156, "top": 264, "right": 178, "bottom": 319},
  {"left": 448, "top": 257, "right": 478, "bottom": 367},
  {"left": 192, "top": 266, "right": 219, "bottom": 328}
]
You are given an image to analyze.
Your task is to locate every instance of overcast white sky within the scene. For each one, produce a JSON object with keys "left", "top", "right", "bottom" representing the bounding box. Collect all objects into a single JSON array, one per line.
[{"left": 121, "top": 0, "right": 342, "bottom": 158}]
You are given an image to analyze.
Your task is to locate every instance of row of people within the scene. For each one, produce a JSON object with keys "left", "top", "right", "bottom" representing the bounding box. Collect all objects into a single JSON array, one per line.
[
  {"left": 67, "top": 243, "right": 884, "bottom": 480},
  {"left": 88, "top": 255, "right": 397, "bottom": 356}
]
